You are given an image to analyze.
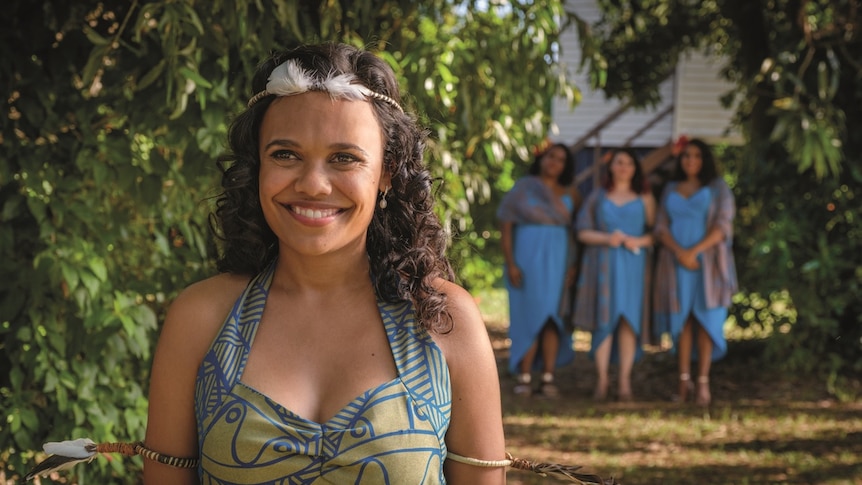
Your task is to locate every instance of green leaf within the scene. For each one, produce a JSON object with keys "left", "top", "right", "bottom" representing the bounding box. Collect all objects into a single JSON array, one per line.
[
  {"left": 179, "top": 66, "right": 213, "bottom": 89},
  {"left": 10, "top": 366, "right": 24, "bottom": 390},
  {"left": 60, "top": 262, "right": 80, "bottom": 293},
  {"left": 82, "top": 44, "right": 110, "bottom": 87},
  {"left": 83, "top": 26, "right": 111, "bottom": 46},
  {"left": 20, "top": 409, "right": 38, "bottom": 431},
  {"left": 79, "top": 269, "right": 101, "bottom": 298},
  {"left": 137, "top": 59, "right": 166, "bottom": 91},
  {"left": 89, "top": 258, "right": 108, "bottom": 282}
]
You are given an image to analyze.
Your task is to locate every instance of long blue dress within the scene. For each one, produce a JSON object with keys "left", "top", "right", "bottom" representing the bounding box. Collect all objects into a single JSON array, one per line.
[
  {"left": 589, "top": 196, "right": 647, "bottom": 363},
  {"left": 666, "top": 187, "right": 728, "bottom": 361},
  {"left": 505, "top": 195, "right": 575, "bottom": 374}
]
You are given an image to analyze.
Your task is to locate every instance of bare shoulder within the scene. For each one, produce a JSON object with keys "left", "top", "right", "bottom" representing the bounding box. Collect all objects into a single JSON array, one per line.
[
  {"left": 641, "top": 191, "right": 657, "bottom": 209},
  {"left": 428, "top": 279, "right": 492, "bottom": 363},
  {"left": 158, "top": 273, "right": 251, "bottom": 358}
]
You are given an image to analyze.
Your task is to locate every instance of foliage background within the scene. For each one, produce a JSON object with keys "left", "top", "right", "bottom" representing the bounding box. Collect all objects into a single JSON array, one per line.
[
  {"left": 1, "top": 1, "right": 576, "bottom": 481},
  {"left": 2, "top": 0, "right": 860, "bottom": 483}
]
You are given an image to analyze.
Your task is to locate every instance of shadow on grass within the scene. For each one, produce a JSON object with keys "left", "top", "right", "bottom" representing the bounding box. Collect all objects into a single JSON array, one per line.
[
  {"left": 494, "top": 328, "right": 862, "bottom": 484},
  {"left": 506, "top": 462, "right": 862, "bottom": 485}
]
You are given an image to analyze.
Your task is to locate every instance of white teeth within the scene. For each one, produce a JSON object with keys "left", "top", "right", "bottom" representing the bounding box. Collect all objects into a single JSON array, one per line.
[{"left": 291, "top": 206, "right": 338, "bottom": 219}]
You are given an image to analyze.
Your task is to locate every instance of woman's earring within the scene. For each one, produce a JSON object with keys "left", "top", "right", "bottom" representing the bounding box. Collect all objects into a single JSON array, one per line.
[{"left": 379, "top": 186, "right": 390, "bottom": 209}]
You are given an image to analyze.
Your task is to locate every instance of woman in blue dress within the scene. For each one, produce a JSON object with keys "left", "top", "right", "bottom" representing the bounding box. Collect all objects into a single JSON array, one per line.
[
  {"left": 653, "top": 138, "right": 738, "bottom": 406},
  {"left": 498, "top": 143, "right": 580, "bottom": 397},
  {"left": 574, "top": 148, "right": 655, "bottom": 401}
]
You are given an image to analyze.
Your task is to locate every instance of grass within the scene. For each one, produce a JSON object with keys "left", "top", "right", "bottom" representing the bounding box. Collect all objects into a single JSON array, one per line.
[{"left": 476, "top": 288, "right": 862, "bottom": 485}]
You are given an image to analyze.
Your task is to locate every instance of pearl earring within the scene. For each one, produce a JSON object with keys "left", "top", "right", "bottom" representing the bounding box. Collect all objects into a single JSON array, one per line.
[{"left": 379, "top": 186, "right": 390, "bottom": 209}]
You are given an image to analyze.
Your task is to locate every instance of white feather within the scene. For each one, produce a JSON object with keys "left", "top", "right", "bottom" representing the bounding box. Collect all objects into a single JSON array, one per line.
[
  {"left": 43, "top": 438, "right": 96, "bottom": 459},
  {"left": 320, "top": 73, "right": 369, "bottom": 101},
  {"left": 248, "top": 59, "right": 403, "bottom": 113},
  {"left": 265, "top": 59, "right": 315, "bottom": 97}
]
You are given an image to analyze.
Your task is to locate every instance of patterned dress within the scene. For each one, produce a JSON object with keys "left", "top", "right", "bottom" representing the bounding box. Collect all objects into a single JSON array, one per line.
[
  {"left": 195, "top": 264, "right": 452, "bottom": 484},
  {"left": 574, "top": 190, "right": 650, "bottom": 363}
]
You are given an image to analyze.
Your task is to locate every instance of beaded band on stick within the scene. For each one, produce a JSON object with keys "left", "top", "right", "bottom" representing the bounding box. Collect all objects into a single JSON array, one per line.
[
  {"left": 24, "top": 439, "right": 198, "bottom": 481},
  {"left": 447, "top": 451, "right": 619, "bottom": 484},
  {"left": 247, "top": 59, "right": 404, "bottom": 113}
]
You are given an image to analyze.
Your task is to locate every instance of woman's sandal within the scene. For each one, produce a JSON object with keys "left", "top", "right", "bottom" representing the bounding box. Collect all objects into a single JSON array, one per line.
[
  {"left": 513, "top": 373, "right": 532, "bottom": 397},
  {"left": 695, "top": 375, "right": 711, "bottom": 406},
  {"left": 538, "top": 372, "right": 559, "bottom": 398},
  {"left": 673, "top": 373, "right": 694, "bottom": 402}
]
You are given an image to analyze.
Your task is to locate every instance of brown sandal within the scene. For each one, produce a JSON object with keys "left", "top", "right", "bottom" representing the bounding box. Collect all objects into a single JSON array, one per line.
[
  {"left": 696, "top": 375, "right": 711, "bottom": 406},
  {"left": 513, "top": 373, "right": 532, "bottom": 396},
  {"left": 538, "top": 373, "right": 559, "bottom": 398}
]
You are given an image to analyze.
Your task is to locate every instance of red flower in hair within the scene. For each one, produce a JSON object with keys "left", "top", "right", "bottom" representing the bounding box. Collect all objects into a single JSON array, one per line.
[
  {"left": 672, "top": 135, "right": 689, "bottom": 156},
  {"left": 532, "top": 137, "right": 552, "bottom": 156}
]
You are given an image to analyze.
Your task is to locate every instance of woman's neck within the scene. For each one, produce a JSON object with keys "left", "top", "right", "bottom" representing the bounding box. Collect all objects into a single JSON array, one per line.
[
  {"left": 539, "top": 174, "right": 558, "bottom": 188},
  {"left": 611, "top": 181, "right": 633, "bottom": 194}
]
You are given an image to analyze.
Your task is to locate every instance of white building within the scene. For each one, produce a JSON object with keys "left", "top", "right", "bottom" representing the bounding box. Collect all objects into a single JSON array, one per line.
[{"left": 551, "top": 0, "right": 741, "bottom": 191}]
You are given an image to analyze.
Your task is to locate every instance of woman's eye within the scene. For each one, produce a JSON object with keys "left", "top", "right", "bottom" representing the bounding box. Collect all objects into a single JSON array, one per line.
[
  {"left": 332, "top": 153, "right": 360, "bottom": 164},
  {"left": 274, "top": 150, "right": 296, "bottom": 159},
  {"left": 270, "top": 150, "right": 298, "bottom": 163}
]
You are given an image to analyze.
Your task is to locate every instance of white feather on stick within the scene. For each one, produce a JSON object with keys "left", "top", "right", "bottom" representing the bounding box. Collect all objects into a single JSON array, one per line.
[{"left": 25, "top": 438, "right": 97, "bottom": 481}]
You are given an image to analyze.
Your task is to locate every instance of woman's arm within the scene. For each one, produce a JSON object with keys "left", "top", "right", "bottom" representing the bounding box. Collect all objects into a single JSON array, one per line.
[
  {"left": 691, "top": 179, "right": 736, "bottom": 255},
  {"left": 575, "top": 191, "right": 623, "bottom": 247},
  {"left": 434, "top": 281, "right": 506, "bottom": 485},
  {"left": 578, "top": 228, "right": 625, "bottom": 247},
  {"left": 143, "top": 275, "right": 248, "bottom": 484},
  {"left": 654, "top": 190, "right": 699, "bottom": 269},
  {"left": 623, "top": 193, "right": 657, "bottom": 250},
  {"left": 500, "top": 221, "right": 522, "bottom": 287}
]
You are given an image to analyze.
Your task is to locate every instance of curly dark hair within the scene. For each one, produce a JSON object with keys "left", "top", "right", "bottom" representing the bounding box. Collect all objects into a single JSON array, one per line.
[
  {"left": 669, "top": 138, "right": 719, "bottom": 185},
  {"left": 528, "top": 143, "right": 576, "bottom": 186},
  {"left": 210, "top": 42, "right": 455, "bottom": 332}
]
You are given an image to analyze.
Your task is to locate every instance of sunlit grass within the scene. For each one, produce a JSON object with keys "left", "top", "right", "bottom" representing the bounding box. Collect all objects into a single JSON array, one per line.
[
  {"left": 473, "top": 287, "right": 862, "bottom": 485},
  {"left": 501, "top": 403, "right": 862, "bottom": 484}
]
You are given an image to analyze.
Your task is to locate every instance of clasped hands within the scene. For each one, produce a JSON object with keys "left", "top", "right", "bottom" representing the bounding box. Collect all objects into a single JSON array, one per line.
[
  {"left": 673, "top": 246, "right": 701, "bottom": 270},
  {"left": 607, "top": 230, "right": 644, "bottom": 254}
]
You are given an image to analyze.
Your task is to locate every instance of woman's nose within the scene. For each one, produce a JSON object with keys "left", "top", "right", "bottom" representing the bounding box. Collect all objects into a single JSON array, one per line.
[{"left": 294, "top": 160, "right": 331, "bottom": 196}]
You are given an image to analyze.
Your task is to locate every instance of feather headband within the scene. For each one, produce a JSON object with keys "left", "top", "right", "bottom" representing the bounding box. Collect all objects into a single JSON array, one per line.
[{"left": 247, "top": 59, "right": 404, "bottom": 113}]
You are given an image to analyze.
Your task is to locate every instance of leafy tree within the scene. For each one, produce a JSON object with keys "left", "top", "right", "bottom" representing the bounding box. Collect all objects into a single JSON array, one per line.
[
  {"left": 582, "top": 0, "right": 861, "bottom": 392},
  {"left": 1, "top": 0, "right": 573, "bottom": 481}
]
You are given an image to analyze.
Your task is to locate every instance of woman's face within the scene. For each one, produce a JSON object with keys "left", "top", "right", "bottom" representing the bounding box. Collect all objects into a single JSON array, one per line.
[
  {"left": 609, "top": 151, "right": 636, "bottom": 186},
  {"left": 681, "top": 144, "right": 703, "bottom": 179},
  {"left": 540, "top": 146, "right": 567, "bottom": 180},
  {"left": 257, "top": 92, "right": 388, "bottom": 258}
]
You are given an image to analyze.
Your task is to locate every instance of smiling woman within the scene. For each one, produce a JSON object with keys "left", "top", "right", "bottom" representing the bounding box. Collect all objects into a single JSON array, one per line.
[
  {"left": 139, "top": 42, "right": 508, "bottom": 485},
  {"left": 27, "top": 41, "right": 615, "bottom": 485}
]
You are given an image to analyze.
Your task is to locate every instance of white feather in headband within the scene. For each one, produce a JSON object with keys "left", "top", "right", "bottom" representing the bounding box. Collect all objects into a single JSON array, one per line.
[{"left": 247, "top": 59, "right": 403, "bottom": 113}]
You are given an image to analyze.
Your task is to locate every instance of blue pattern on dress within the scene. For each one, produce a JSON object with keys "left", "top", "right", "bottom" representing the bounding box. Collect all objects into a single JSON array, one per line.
[
  {"left": 506, "top": 195, "right": 575, "bottom": 374},
  {"left": 667, "top": 187, "right": 728, "bottom": 361},
  {"left": 195, "top": 264, "right": 452, "bottom": 484},
  {"left": 589, "top": 196, "right": 647, "bottom": 363}
]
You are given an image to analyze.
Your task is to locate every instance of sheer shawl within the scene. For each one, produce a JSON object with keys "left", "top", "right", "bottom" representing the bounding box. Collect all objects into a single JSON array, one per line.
[
  {"left": 572, "top": 190, "right": 652, "bottom": 337},
  {"left": 497, "top": 176, "right": 571, "bottom": 226},
  {"left": 652, "top": 178, "right": 738, "bottom": 335}
]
